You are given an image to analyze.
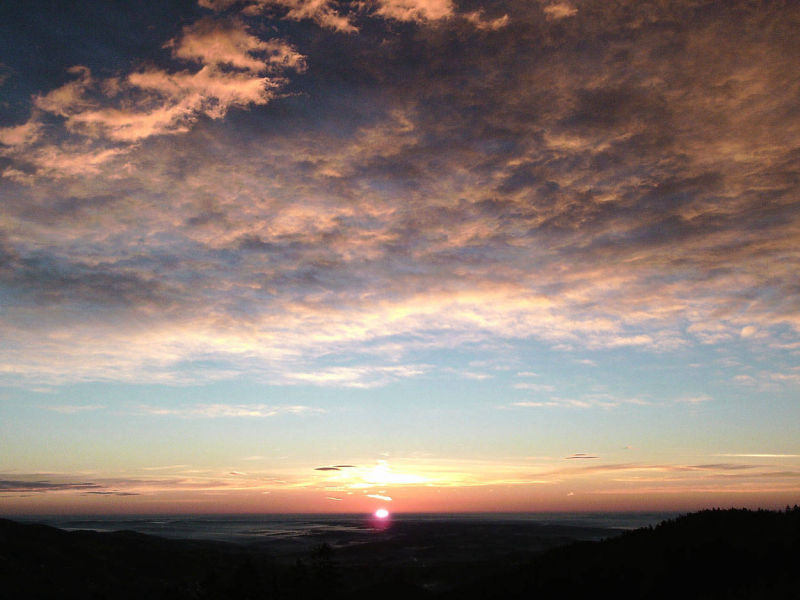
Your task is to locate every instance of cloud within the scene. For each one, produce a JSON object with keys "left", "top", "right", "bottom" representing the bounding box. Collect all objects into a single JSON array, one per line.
[
  {"left": 509, "top": 394, "right": 647, "bottom": 410},
  {"left": 42, "top": 404, "right": 105, "bottom": 414},
  {"left": 688, "top": 463, "right": 756, "bottom": 472},
  {"left": 0, "top": 479, "right": 103, "bottom": 493},
  {"left": 0, "top": 121, "right": 41, "bottom": 147},
  {"left": 542, "top": 2, "right": 577, "bottom": 20},
  {"left": 1, "top": 1, "right": 799, "bottom": 389},
  {"left": 167, "top": 18, "right": 304, "bottom": 73},
  {"left": 366, "top": 493, "right": 392, "bottom": 501},
  {"left": 510, "top": 401, "right": 567, "bottom": 408},
  {"left": 442, "top": 367, "right": 492, "bottom": 380},
  {"left": 676, "top": 394, "right": 713, "bottom": 405},
  {"left": 713, "top": 454, "right": 800, "bottom": 459},
  {"left": 461, "top": 11, "right": 509, "bottom": 31},
  {"left": 283, "top": 365, "right": 428, "bottom": 388},
  {"left": 565, "top": 454, "right": 598, "bottom": 459},
  {"left": 770, "top": 372, "right": 800, "bottom": 385},
  {"left": 141, "top": 465, "right": 191, "bottom": 471},
  {"left": 140, "top": 404, "right": 324, "bottom": 418},
  {"left": 199, "top": 0, "right": 358, "bottom": 32},
  {"left": 254, "top": 0, "right": 357, "bottom": 32},
  {"left": 373, "top": 0, "right": 454, "bottom": 22},
  {"left": 315, "top": 464, "right": 356, "bottom": 471},
  {"left": 0, "top": 62, "right": 11, "bottom": 86},
  {"left": 740, "top": 325, "right": 758, "bottom": 339},
  {"left": 513, "top": 382, "right": 555, "bottom": 392},
  {"left": 200, "top": 0, "right": 505, "bottom": 31},
  {"left": 1, "top": 17, "right": 304, "bottom": 177},
  {"left": 67, "top": 21, "right": 302, "bottom": 143},
  {"left": 3, "top": 455, "right": 795, "bottom": 504},
  {"left": 553, "top": 462, "right": 767, "bottom": 478}
]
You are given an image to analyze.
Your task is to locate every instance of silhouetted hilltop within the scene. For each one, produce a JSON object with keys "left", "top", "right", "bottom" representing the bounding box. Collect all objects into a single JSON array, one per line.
[
  {"left": 0, "top": 518, "right": 273, "bottom": 599},
  {"left": 446, "top": 507, "right": 800, "bottom": 600},
  {"left": 2, "top": 508, "right": 798, "bottom": 599}
]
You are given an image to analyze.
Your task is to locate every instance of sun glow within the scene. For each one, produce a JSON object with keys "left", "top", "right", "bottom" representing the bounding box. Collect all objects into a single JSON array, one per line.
[
  {"left": 374, "top": 508, "right": 390, "bottom": 519},
  {"left": 365, "top": 461, "right": 428, "bottom": 486}
]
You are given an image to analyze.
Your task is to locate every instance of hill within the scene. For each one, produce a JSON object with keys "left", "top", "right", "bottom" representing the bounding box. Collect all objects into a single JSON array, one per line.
[
  {"left": 446, "top": 507, "right": 800, "bottom": 599},
  {"left": 2, "top": 508, "right": 798, "bottom": 599}
]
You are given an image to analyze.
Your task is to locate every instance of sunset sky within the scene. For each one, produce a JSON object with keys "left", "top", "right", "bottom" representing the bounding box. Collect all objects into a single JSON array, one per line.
[{"left": 1, "top": 0, "right": 799, "bottom": 515}]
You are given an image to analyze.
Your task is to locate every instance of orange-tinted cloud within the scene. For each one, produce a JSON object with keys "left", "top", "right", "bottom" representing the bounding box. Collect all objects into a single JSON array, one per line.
[
  {"left": 1, "top": 17, "right": 303, "bottom": 178},
  {"left": 1, "top": 1, "right": 799, "bottom": 391},
  {"left": 373, "top": 0, "right": 454, "bottom": 22}
]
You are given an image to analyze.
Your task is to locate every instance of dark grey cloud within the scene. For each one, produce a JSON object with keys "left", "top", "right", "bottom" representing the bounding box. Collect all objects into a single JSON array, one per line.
[
  {"left": 315, "top": 464, "right": 356, "bottom": 471},
  {"left": 688, "top": 464, "right": 757, "bottom": 472},
  {"left": 0, "top": 479, "right": 103, "bottom": 493},
  {"left": 0, "top": 247, "right": 171, "bottom": 309}
]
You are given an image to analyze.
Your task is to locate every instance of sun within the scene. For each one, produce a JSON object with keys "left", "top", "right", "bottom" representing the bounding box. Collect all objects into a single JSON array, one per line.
[{"left": 374, "top": 508, "right": 390, "bottom": 519}]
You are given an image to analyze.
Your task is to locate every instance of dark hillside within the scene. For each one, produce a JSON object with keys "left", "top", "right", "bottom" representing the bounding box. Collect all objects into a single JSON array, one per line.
[
  {"left": 0, "top": 518, "right": 275, "bottom": 599},
  {"left": 446, "top": 507, "right": 800, "bottom": 600},
  {"left": 2, "top": 508, "right": 798, "bottom": 599}
]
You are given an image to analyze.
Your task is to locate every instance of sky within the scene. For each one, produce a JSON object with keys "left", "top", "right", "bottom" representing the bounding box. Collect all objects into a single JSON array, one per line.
[{"left": 1, "top": 0, "right": 799, "bottom": 515}]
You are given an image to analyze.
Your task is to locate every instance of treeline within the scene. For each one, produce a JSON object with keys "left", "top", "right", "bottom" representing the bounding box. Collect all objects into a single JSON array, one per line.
[{"left": 445, "top": 506, "right": 800, "bottom": 599}]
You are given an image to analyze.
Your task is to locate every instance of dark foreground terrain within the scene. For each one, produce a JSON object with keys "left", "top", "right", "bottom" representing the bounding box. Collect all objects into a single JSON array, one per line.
[{"left": 2, "top": 508, "right": 799, "bottom": 599}]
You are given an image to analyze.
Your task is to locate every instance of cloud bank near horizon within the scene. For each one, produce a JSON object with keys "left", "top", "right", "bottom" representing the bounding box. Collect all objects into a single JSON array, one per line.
[{"left": 3, "top": 451, "right": 800, "bottom": 513}]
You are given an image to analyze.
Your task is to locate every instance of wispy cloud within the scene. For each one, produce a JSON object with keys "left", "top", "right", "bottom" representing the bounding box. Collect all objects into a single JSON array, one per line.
[
  {"left": 3, "top": 454, "right": 797, "bottom": 506},
  {"left": 141, "top": 464, "right": 191, "bottom": 471},
  {"left": 283, "top": 365, "right": 428, "bottom": 388},
  {"left": 199, "top": 0, "right": 506, "bottom": 32},
  {"left": 201, "top": 0, "right": 358, "bottom": 32},
  {"left": 542, "top": 2, "right": 577, "bottom": 20},
  {"left": 366, "top": 493, "right": 392, "bottom": 501},
  {"left": 713, "top": 454, "right": 800, "bottom": 459},
  {"left": 0, "top": 479, "right": 103, "bottom": 493},
  {"left": 1, "top": 16, "right": 304, "bottom": 178},
  {"left": 513, "top": 383, "right": 555, "bottom": 392},
  {"left": 676, "top": 394, "right": 713, "bottom": 405},
  {"left": 139, "top": 404, "right": 324, "bottom": 418},
  {"left": 41, "top": 404, "right": 105, "bottom": 414},
  {"left": 373, "top": 0, "right": 454, "bottom": 22},
  {"left": 508, "top": 394, "right": 648, "bottom": 410}
]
